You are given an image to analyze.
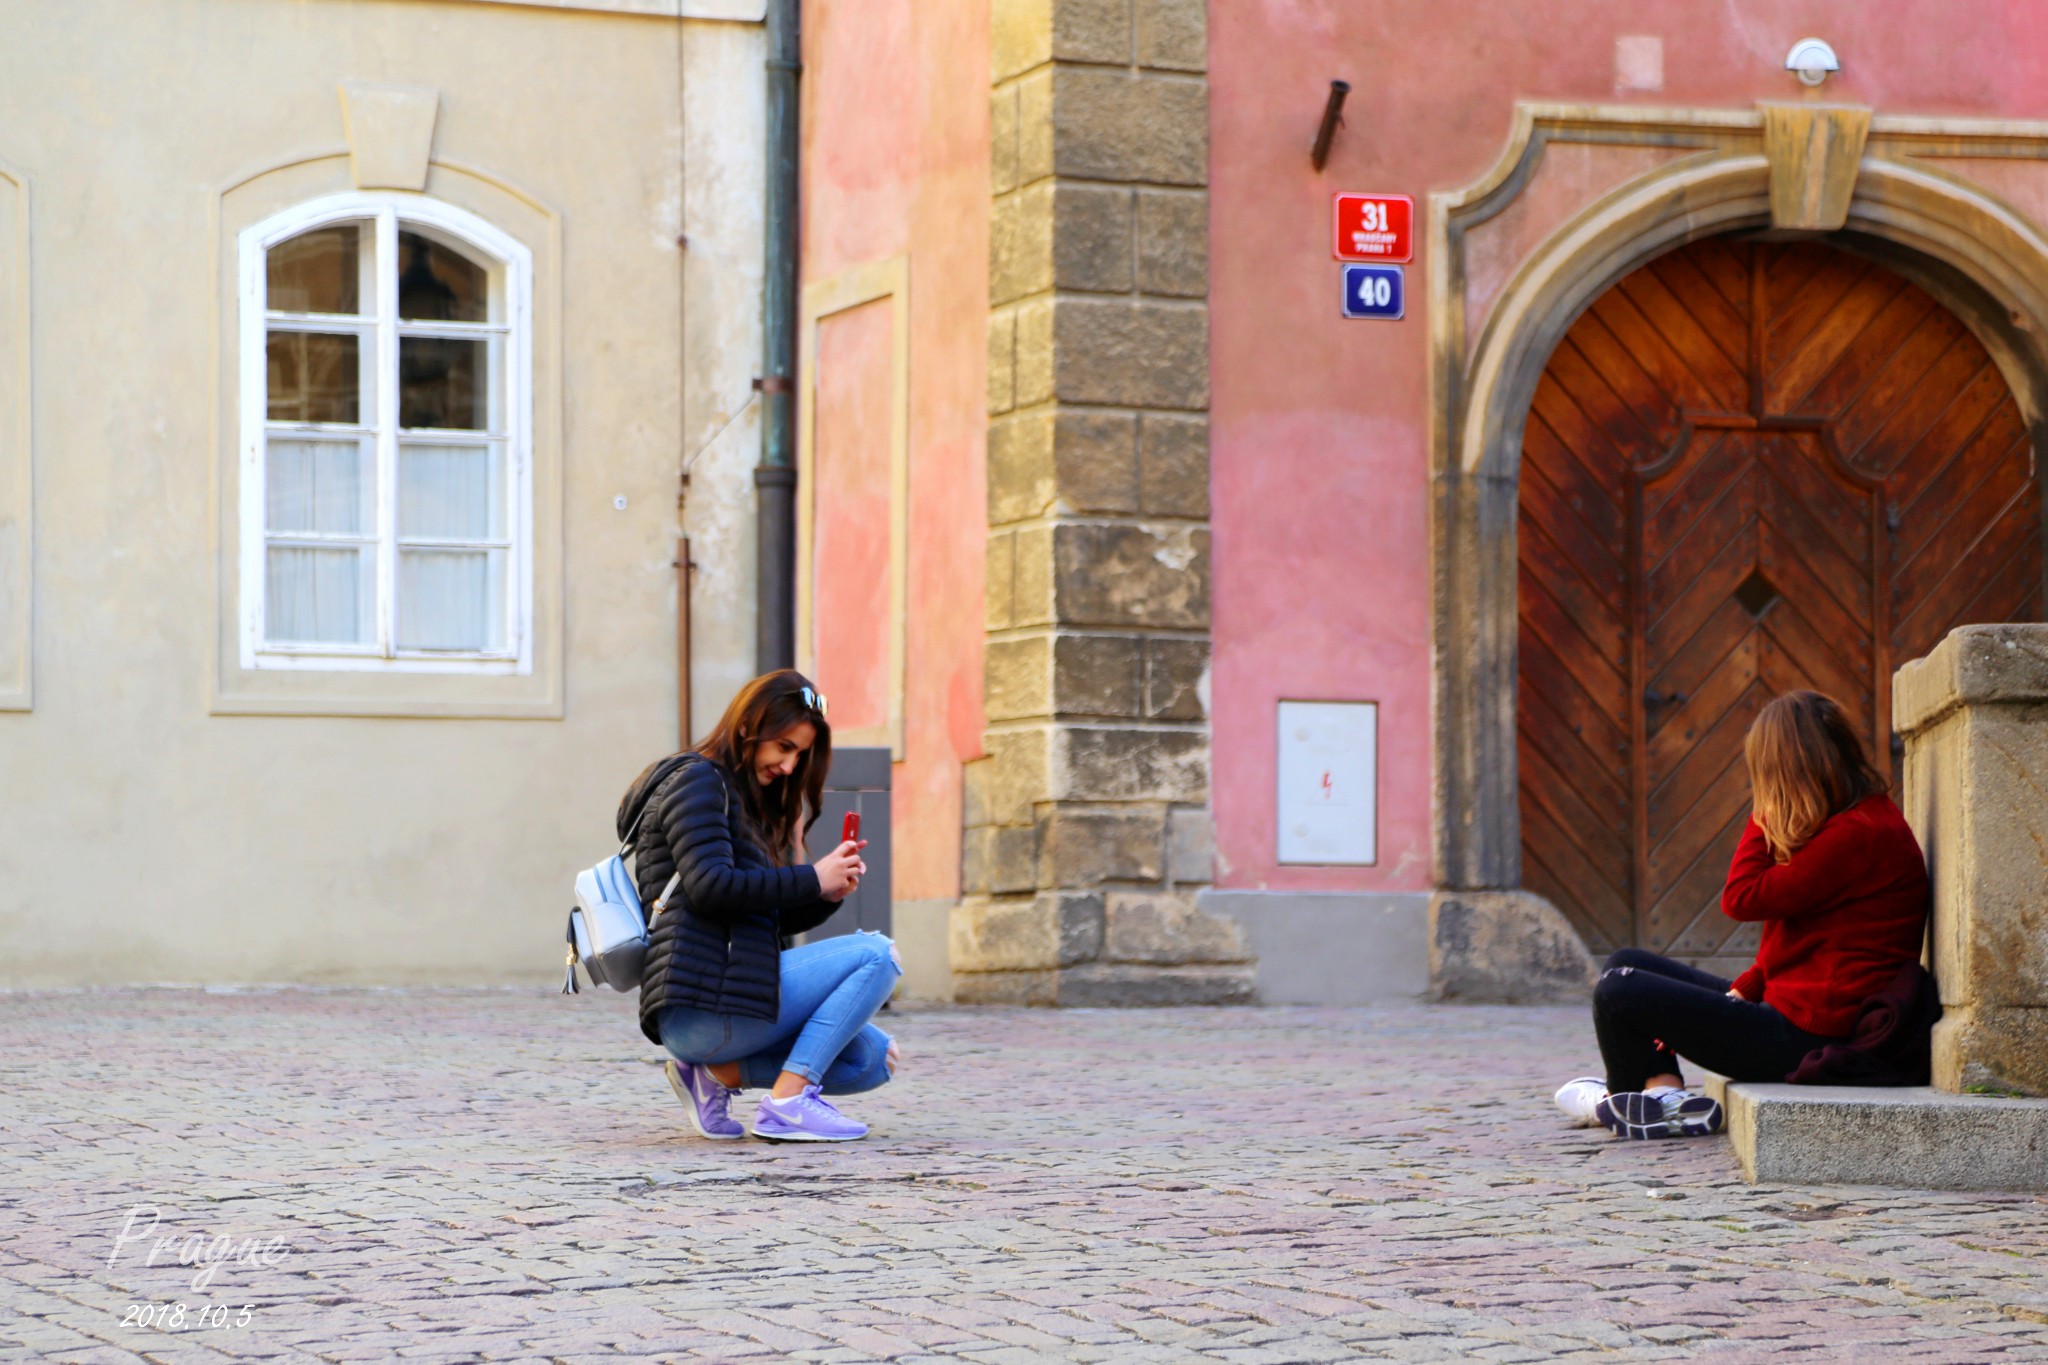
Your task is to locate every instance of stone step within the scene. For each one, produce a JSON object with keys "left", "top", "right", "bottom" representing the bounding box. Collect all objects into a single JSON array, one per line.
[{"left": 1704, "top": 1074, "right": 2048, "bottom": 1191}]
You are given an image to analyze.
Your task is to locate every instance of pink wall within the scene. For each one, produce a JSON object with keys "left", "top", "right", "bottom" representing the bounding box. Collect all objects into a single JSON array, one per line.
[
  {"left": 801, "top": 0, "right": 988, "bottom": 902},
  {"left": 1208, "top": 0, "right": 2048, "bottom": 892},
  {"left": 810, "top": 300, "right": 895, "bottom": 734}
]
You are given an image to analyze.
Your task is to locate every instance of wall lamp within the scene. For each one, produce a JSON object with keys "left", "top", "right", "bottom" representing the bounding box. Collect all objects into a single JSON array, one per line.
[{"left": 1310, "top": 80, "right": 1351, "bottom": 172}]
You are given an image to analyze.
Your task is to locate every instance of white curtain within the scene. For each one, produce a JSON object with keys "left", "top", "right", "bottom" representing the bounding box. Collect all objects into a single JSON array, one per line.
[
  {"left": 266, "top": 547, "right": 369, "bottom": 644},
  {"left": 267, "top": 438, "right": 368, "bottom": 534},
  {"left": 265, "top": 439, "right": 371, "bottom": 644},
  {"left": 398, "top": 549, "right": 503, "bottom": 651},
  {"left": 396, "top": 441, "right": 505, "bottom": 651},
  {"left": 397, "top": 442, "right": 500, "bottom": 539}
]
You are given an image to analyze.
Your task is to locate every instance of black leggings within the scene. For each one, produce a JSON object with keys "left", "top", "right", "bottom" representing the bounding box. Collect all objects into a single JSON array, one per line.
[{"left": 1592, "top": 948, "right": 1839, "bottom": 1092}]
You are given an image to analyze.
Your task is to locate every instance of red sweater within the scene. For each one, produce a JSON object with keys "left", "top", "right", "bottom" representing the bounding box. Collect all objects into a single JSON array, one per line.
[{"left": 1722, "top": 795, "right": 1930, "bottom": 1038}]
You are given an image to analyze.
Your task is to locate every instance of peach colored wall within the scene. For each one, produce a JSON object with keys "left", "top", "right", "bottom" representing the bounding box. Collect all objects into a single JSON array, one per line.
[
  {"left": 1209, "top": 1, "right": 2048, "bottom": 892},
  {"left": 811, "top": 300, "right": 896, "bottom": 734},
  {"left": 801, "top": 0, "right": 988, "bottom": 901}
]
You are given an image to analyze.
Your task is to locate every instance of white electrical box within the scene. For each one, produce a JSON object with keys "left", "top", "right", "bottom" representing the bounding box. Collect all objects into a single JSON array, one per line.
[{"left": 1277, "top": 700, "right": 1378, "bottom": 865}]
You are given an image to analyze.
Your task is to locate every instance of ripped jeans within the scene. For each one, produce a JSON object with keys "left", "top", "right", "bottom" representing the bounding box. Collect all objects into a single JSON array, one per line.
[{"left": 658, "top": 931, "right": 902, "bottom": 1094}]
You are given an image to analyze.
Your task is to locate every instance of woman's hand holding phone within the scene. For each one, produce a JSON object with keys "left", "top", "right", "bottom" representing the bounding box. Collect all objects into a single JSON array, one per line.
[{"left": 814, "top": 835, "right": 868, "bottom": 902}]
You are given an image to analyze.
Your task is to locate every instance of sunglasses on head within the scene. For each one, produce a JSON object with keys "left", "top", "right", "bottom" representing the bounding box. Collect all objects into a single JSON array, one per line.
[{"left": 800, "top": 685, "right": 828, "bottom": 718}]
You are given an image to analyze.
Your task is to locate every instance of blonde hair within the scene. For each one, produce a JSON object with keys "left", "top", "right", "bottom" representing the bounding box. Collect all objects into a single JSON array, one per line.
[{"left": 1744, "top": 691, "right": 1887, "bottom": 861}]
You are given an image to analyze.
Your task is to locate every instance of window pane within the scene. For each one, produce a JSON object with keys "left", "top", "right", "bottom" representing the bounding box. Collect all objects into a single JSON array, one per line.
[
  {"left": 267, "top": 438, "right": 372, "bottom": 534},
  {"left": 266, "top": 545, "right": 372, "bottom": 644},
  {"left": 398, "top": 548, "right": 506, "bottom": 652},
  {"left": 399, "top": 442, "right": 504, "bottom": 540},
  {"left": 268, "top": 331, "right": 361, "bottom": 424},
  {"left": 398, "top": 231, "right": 488, "bottom": 322},
  {"left": 268, "top": 225, "right": 361, "bottom": 315},
  {"left": 399, "top": 337, "right": 487, "bottom": 430}
]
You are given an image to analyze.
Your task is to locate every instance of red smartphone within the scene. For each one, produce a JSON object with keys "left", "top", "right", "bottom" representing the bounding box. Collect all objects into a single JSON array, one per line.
[{"left": 841, "top": 811, "right": 861, "bottom": 846}]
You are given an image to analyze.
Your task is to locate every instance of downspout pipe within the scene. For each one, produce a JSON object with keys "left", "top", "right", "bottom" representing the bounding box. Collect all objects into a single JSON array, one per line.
[{"left": 755, "top": 0, "right": 800, "bottom": 673}]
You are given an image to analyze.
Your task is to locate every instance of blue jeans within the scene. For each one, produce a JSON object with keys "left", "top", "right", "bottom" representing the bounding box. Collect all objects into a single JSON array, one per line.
[{"left": 658, "top": 932, "right": 901, "bottom": 1094}]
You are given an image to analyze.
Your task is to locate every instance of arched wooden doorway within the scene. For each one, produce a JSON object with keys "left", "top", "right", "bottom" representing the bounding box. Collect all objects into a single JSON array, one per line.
[{"left": 1517, "top": 238, "right": 2045, "bottom": 973}]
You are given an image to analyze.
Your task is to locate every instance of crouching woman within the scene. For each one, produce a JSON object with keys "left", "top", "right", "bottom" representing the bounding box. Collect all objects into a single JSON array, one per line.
[
  {"left": 1554, "top": 690, "right": 1930, "bottom": 1139},
  {"left": 627, "top": 670, "right": 902, "bottom": 1143}
]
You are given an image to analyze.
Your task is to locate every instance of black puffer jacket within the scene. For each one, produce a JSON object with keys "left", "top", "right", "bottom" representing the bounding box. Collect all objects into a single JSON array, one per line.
[{"left": 624, "top": 754, "right": 838, "bottom": 1044}]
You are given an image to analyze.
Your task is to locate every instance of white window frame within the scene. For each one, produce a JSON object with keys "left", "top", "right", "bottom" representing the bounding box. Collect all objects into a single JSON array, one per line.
[{"left": 237, "top": 191, "right": 534, "bottom": 674}]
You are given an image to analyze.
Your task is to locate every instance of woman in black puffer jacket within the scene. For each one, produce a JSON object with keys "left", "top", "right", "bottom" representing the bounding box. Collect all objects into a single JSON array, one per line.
[{"left": 626, "top": 670, "right": 901, "bottom": 1143}]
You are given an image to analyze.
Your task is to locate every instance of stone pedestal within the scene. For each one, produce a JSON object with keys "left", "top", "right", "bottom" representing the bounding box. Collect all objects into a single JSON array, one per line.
[
  {"left": 957, "top": 0, "right": 1248, "bottom": 1005},
  {"left": 1895, "top": 624, "right": 2048, "bottom": 1097}
]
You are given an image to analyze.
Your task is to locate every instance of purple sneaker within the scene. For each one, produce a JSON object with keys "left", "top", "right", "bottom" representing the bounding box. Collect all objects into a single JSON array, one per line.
[
  {"left": 666, "top": 1058, "right": 744, "bottom": 1140},
  {"left": 752, "top": 1085, "right": 869, "bottom": 1143}
]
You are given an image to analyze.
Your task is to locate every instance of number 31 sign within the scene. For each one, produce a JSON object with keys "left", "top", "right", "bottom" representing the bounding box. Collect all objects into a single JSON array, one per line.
[{"left": 1333, "top": 193, "right": 1413, "bottom": 263}]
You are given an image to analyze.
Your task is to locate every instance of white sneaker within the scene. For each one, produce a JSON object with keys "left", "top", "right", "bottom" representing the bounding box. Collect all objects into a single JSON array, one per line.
[{"left": 1553, "top": 1076, "right": 1608, "bottom": 1127}]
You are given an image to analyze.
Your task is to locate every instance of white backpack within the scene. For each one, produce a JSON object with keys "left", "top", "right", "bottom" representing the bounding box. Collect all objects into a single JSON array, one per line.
[{"left": 560, "top": 756, "right": 693, "bottom": 993}]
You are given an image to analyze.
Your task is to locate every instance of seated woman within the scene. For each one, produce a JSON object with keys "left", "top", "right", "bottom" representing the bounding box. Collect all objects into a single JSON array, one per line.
[
  {"left": 1553, "top": 690, "right": 1930, "bottom": 1139},
  {"left": 625, "top": 670, "right": 902, "bottom": 1143}
]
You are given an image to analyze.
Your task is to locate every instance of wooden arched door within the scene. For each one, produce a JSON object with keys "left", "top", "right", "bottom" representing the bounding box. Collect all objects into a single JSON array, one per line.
[{"left": 1517, "top": 238, "right": 2044, "bottom": 973}]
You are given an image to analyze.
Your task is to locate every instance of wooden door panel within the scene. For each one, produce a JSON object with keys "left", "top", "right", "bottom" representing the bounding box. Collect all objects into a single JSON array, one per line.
[
  {"left": 1885, "top": 367, "right": 2011, "bottom": 499},
  {"left": 1645, "top": 630, "right": 1760, "bottom": 775},
  {"left": 1647, "top": 530, "right": 1757, "bottom": 659},
  {"left": 1765, "top": 440, "right": 1871, "bottom": 560},
  {"left": 1758, "top": 605, "right": 1867, "bottom": 710},
  {"left": 1771, "top": 275, "right": 1911, "bottom": 412},
  {"left": 1834, "top": 324, "right": 1979, "bottom": 464},
  {"left": 1757, "top": 519, "right": 1872, "bottom": 652},
  {"left": 1682, "top": 237, "right": 1751, "bottom": 313},
  {"left": 1897, "top": 490, "right": 2042, "bottom": 651},
  {"left": 1892, "top": 402, "right": 2023, "bottom": 523},
  {"left": 1570, "top": 310, "right": 1695, "bottom": 440},
  {"left": 1614, "top": 272, "right": 1748, "bottom": 405},
  {"left": 1520, "top": 520, "right": 1631, "bottom": 665},
  {"left": 1522, "top": 799, "right": 1631, "bottom": 949},
  {"left": 1649, "top": 678, "right": 1761, "bottom": 822},
  {"left": 1519, "top": 237, "right": 2043, "bottom": 960},
  {"left": 1523, "top": 626, "right": 1630, "bottom": 769},
  {"left": 1645, "top": 475, "right": 1755, "bottom": 611},
  {"left": 1520, "top": 739, "right": 1633, "bottom": 874},
  {"left": 1547, "top": 339, "right": 1667, "bottom": 455},
  {"left": 1586, "top": 294, "right": 1728, "bottom": 413},
  {"left": 1646, "top": 751, "right": 1754, "bottom": 906},
  {"left": 1644, "top": 431, "right": 1747, "bottom": 544},
  {"left": 1648, "top": 616, "right": 1755, "bottom": 755},
  {"left": 1802, "top": 286, "right": 1941, "bottom": 417}
]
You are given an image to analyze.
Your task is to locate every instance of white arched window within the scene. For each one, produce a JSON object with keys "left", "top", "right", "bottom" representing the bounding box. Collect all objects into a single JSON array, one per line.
[{"left": 238, "top": 193, "right": 532, "bottom": 672}]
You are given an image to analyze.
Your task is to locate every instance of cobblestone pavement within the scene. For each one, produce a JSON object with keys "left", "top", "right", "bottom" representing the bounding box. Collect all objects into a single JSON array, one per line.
[{"left": 2, "top": 991, "right": 2045, "bottom": 1364}]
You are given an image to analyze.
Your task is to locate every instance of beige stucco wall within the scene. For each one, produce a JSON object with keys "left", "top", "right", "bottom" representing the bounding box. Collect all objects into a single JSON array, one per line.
[{"left": 0, "top": 0, "right": 764, "bottom": 984}]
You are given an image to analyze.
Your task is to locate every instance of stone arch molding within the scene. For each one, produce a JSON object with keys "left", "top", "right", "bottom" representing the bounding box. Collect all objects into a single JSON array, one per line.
[{"left": 1425, "top": 103, "right": 2048, "bottom": 996}]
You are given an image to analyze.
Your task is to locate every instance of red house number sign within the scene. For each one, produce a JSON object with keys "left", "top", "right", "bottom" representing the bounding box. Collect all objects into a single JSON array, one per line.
[{"left": 1333, "top": 193, "right": 1413, "bottom": 263}]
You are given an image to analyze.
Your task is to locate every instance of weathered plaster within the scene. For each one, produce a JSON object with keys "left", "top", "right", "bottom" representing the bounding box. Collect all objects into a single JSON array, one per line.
[
  {"left": 798, "top": 0, "right": 992, "bottom": 918},
  {"left": 680, "top": 15, "right": 767, "bottom": 739},
  {"left": 0, "top": 158, "right": 28, "bottom": 711},
  {"left": 0, "top": 0, "right": 757, "bottom": 985}
]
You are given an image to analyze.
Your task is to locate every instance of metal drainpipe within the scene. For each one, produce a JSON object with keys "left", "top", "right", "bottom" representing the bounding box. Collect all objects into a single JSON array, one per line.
[{"left": 754, "top": 0, "right": 800, "bottom": 673}]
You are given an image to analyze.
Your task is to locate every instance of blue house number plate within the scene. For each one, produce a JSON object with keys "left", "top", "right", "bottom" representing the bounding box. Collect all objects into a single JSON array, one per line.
[{"left": 1342, "top": 263, "right": 1405, "bottom": 320}]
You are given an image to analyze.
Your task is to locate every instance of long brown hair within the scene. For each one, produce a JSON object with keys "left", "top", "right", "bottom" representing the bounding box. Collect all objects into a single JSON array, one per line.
[
  {"left": 694, "top": 669, "right": 832, "bottom": 862},
  {"left": 1744, "top": 690, "right": 1886, "bottom": 862}
]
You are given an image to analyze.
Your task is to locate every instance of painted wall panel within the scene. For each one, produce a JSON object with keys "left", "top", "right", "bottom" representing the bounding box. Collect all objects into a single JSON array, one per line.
[
  {"left": 800, "top": 0, "right": 989, "bottom": 904},
  {"left": 810, "top": 298, "right": 896, "bottom": 735}
]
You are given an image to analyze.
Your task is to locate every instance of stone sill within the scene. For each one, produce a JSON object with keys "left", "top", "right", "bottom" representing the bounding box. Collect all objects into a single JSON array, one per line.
[{"left": 1704, "top": 1074, "right": 2048, "bottom": 1192}]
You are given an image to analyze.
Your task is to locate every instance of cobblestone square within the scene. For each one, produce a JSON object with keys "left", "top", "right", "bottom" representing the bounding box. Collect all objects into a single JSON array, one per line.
[{"left": 2, "top": 991, "right": 2044, "bottom": 1363}]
